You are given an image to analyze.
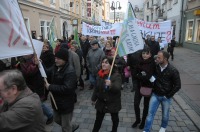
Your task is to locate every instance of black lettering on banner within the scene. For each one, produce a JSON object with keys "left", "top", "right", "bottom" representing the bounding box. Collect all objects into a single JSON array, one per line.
[{"left": 126, "top": 39, "right": 134, "bottom": 52}]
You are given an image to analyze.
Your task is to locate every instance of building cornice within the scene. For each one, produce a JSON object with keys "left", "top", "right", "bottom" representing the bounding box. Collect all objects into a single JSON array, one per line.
[
  {"left": 185, "top": 6, "right": 200, "bottom": 13},
  {"left": 18, "top": 0, "right": 60, "bottom": 14}
]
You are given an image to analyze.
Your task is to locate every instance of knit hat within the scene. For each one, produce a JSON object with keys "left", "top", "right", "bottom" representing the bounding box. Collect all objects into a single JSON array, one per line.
[{"left": 55, "top": 48, "right": 68, "bottom": 61}]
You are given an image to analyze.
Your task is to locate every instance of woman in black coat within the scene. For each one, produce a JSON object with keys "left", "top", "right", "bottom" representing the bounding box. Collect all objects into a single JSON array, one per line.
[
  {"left": 91, "top": 56, "right": 122, "bottom": 132},
  {"left": 132, "top": 47, "right": 156, "bottom": 129}
]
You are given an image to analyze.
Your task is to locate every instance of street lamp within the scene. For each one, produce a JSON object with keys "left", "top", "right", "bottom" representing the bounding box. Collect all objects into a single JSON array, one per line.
[{"left": 110, "top": 1, "right": 122, "bottom": 23}]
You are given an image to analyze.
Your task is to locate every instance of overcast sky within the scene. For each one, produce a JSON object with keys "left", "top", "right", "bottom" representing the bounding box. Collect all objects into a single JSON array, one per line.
[{"left": 108, "top": 0, "right": 144, "bottom": 12}]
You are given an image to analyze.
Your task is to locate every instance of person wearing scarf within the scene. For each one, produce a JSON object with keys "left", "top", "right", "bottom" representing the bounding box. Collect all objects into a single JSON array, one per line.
[{"left": 91, "top": 56, "right": 122, "bottom": 132}]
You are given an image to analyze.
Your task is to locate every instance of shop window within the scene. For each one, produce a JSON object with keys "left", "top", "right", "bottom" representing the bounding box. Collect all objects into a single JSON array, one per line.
[
  {"left": 195, "top": 19, "right": 200, "bottom": 43},
  {"left": 40, "top": 20, "right": 51, "bottom": 39},
  {"left": 186, "top": 20, "right": 194, "bottom": 41}
]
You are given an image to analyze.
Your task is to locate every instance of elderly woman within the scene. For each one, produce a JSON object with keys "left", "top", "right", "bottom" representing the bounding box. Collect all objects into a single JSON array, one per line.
[{"left": 91, "top": 56, "right": 122, "bottom": 132}]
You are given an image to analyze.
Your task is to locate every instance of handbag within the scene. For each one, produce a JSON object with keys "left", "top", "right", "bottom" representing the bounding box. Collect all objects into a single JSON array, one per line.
[
  {"left": 124, "top": 66, "right": 131, "bottom": 78},
  {"left": 140, "top": 87, "right": 152, "bottom": 97}
]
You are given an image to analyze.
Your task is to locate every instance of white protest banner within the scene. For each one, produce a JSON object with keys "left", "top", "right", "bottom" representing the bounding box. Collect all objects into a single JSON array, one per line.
[
  {"left": 32, "top": 39, "right": 47, "bottom": 78},
  {"left": 82, "top": 22, "right": 122, "bottom": 37},
  {"left": 118, "top": 2, "right": 144, "bottom": 57},
  {"left": 136, "top": 19, "right": 172, "bottom": 45},
  {"left": 0, "top": 0, "right": 33, "bottom": 59}
]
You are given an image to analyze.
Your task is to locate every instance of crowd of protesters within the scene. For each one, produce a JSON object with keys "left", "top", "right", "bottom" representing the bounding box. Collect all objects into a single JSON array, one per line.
[{"left": 0, "top": 33, "right": 180, "bottom": 132}]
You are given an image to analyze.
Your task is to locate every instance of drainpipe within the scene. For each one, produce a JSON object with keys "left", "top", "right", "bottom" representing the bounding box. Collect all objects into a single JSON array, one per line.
[{"left": 179, "top": 0, "right": 184, "bottom": 46}]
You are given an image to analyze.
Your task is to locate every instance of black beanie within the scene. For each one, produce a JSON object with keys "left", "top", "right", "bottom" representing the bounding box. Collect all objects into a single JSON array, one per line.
[{"left": 55, "top": 48, "right": 68, "bottom": 61}]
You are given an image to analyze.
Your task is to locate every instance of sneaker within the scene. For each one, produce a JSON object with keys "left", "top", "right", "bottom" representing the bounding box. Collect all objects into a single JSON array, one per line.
[
  {"left": 46, "top": 116, "right": 53, "bottom": 125},
  {"left": 72, "top": 124, "right": 79, "bottom": 132}
]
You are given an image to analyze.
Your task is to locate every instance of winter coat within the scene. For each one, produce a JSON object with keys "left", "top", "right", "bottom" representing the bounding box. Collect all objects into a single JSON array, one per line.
[
  {"left": 68, "top": 50, "right": 81, "bottom": 79},
  {"left": 136, "top": 57, "right": 155, "bottom": 88},
  {"left": 86, "top": 48, "right": 105, "bottom": 75},
  {"left": 147, "top": 41, "right": 160, "bottom": 57},
  {"left": 81, "top": 39, "right": 91, "bottom": 59},
  {"left": 48, "top": 62, "right": 77, "bottom": 114},
  {"left": 127, "top": 50, "right": 143, "bottom": 78},
  {"left": 20, "top": 59, "right": 45, "bottom": 98},
  {"left": 0, "top": 88, "right": 45, "bottom": 132},
  {"left": 91, "top": 72, "right": 122, "bottom": 113},
  {"left": 154, "top": 63, "right": 181, "bottom": 98},
  {"left": 40, "top": 50, "right": 55, "bottom": 69}
]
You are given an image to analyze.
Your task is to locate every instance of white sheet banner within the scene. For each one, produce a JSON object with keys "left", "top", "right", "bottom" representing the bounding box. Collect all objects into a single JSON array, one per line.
[
  {"left": 0, "top": 0, "right": 33, "bottom": 59},
  {"left": 82, "top": 22, "right": 122, "bottom": 37},
  {"left": 136, "top": 19, "right": 172, "bottom": 44}
]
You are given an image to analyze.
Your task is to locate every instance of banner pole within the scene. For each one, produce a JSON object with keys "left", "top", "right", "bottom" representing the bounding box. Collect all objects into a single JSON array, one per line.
[{"left": 18, "top": 1, "right": 58, "bottom": 109}]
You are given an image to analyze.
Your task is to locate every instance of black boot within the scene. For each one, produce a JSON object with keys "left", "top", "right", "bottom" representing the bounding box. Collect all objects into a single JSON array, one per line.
[
  {"left": 131, "top": 120, "right": 141, "bottom": 128},
  {"left": 139, "top": 120, "right": 145, "bottom": 129}
]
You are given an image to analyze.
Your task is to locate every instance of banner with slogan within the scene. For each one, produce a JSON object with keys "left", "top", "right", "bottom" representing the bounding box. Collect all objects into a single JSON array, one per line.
[
  {"left": 0, "top": 0, "right": 33, "bottom": 59},
  {"left": 82, "top": 22, "right": 122, "bottom": 37},
  {"left": 136, "top": 19, "right": 172, "bottom": 44},
  {"left": 117, "top": 2, "right": 144, "bottom": 57}
]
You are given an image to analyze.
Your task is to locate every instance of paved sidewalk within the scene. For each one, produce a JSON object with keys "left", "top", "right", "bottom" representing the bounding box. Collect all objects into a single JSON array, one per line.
[{"left": 169, "top": 47, "right": 200, "bottom": 131}]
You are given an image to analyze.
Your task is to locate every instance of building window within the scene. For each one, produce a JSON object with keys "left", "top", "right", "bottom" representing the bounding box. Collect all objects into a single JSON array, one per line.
[
  {"left": 186, "top": 20, "right": 194, "bottom": 41},
  {"left": 147, "top": 2, "right": 149, "bottom": 8},
  {"left": 195, "top": 19, "right": 200, "bottom": 43},
  {"left": 147, "top": 16, "right": 149, "bottom": 21},
  {"left": 24, "top": 18, "right": 30, "bottom": 34},
  {"left": 168, "top": 0, "right": 172, "bottom": 10},
  {"left": 40, "top": 20, "right": 51, "bottom": 39}
]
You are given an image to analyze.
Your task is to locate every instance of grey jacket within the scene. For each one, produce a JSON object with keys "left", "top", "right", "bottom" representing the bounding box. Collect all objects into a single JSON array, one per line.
[
  {"left": 0, "top": 88, "right": 45, "bottom": 132},
  {"left": 68, "top": 49, "right": 81, "bottom": 79},
  {"left": 86, "top": 48, "right": 105, "bottom": 75}
]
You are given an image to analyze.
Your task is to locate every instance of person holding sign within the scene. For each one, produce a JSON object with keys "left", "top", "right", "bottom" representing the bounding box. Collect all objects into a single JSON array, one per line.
[
  {"left": 45, "top": 49, "right": 78, "bottom": 132},
  {"left": 91, "top": 56, "right": 122, "bottom": 132}
]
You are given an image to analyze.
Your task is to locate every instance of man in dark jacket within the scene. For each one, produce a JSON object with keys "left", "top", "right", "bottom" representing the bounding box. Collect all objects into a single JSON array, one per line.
[
  {"left": 143, "top": 51, "right": 181, "bottom": 132},
  {"left": 167, "top": 36, "right": 176, "bottom": 61},
  {"left": 147, "top": 36, "right": 160, "bottom": 57},
  {"left": 45, "top": 48, "right": 78, "bottom": 132}
]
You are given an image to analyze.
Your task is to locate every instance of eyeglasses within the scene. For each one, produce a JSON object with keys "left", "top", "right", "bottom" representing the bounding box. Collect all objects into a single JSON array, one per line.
[{"left": 0, "top": 85, "right": 13, "bottom": 93}]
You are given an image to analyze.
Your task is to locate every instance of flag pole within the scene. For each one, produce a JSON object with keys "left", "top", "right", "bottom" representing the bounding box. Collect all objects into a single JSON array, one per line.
[
  {"left": 107, "top": 1, "right": 137, "bottom": 80},
  {"left": 18, "top": 2, "right": 58, "bottom": 110}
]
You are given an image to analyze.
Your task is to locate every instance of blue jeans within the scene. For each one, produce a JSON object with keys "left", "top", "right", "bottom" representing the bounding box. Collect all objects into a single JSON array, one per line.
[
  {"left": 42, "top": 103, "right": 53, "bottom": 119},
  {"left": 144, "top": 93, "right": 171, "bottom": 132},
  {"left": 89, "top": 74, "right": 97, "bottom": 86}
]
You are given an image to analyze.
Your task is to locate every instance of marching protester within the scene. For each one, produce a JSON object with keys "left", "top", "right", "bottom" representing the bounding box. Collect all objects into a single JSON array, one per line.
[
  {"left": 103, "top": 40, "right": 113, "bottom": 56},
  {"left": 110, "top": 48, "right": 127, "bottom": 89},
  {"left": 147, "top": 36, "right": 160, "bottom": 57},
  {"left": 143, "top": 51, "right": 181, "bottom": 132},
  {"left": 40, "top": 42, "right": 55, "bottom": 70},
  {"left": 80, "top": 35, "right": 91, "bottom": 81},
  {"left": 158, "top": 37, "right": 164, "bottom": 50},
  {"left": 91, "top": 56, "right": 122, "bottom": 132},
  {"left": 86, "top": 40, "right": 105, "bottom": 90},
  {"left": 127, "top": 49, "right": 143, "bottom": 92},
  {"left": 131, "top": 47, "right": 155, "bottom": 129},
  {"left": 45, "top": 48, "right": 79, "bottom": 132},
  {"left": 19, "top": 54, "right": 53, "bottom": 125},
  {"left": 167, "top": 36, "right": 176, "bottom": 61},
  {"left": 70, "top": 43, "right": 84, "bottom": 90},
  {"left": 0, "top": 70, "right": 45, "bottom": 132}
]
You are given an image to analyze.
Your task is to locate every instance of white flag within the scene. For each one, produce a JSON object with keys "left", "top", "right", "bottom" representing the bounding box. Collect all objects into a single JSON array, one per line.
[
  {"left": 0, "top": 0, "right": 33, "bottom": 59},
  {"left": 118, "top": 2, "right": 144, "bottom": 57}
]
